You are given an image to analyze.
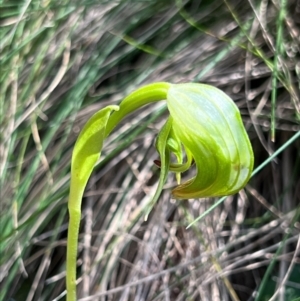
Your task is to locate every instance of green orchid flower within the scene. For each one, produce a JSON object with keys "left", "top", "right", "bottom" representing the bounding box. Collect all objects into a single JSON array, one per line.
[
  {"left": 165, "top": 83, "right": 254, "bottom": 199},
  {"left": 66, "top": 82, "right": 254, "bottom": 301}
]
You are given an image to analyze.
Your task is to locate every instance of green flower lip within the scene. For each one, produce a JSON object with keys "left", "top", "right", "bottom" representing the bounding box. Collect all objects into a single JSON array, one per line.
[{"left": 165, "top": 83, "right": 254, "bottom": 199}]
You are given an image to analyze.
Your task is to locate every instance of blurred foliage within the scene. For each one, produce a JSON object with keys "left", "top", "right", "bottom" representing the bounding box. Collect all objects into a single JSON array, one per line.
[{"left": 0, "top": 0, "right": 299, "bottom": 300}]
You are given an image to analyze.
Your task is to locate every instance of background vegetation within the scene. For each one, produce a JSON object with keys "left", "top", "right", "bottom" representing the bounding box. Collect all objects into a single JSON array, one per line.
[{"left": 1, "top": 0, "right": 299, "bottom": 300}]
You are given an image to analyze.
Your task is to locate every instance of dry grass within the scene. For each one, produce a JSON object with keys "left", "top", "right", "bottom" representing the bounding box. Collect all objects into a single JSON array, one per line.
[{"left": 0, "top": 0, "right": 299, "bottom": 300}]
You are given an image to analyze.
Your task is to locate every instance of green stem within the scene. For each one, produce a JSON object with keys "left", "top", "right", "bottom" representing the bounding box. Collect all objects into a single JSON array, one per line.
[
  {"left": 105, "top": 82, "right": 171, "bottom": 136},
  {"left": 67, "top": 179, "right": 84, "bottom": 301},
  {"left": 66, "top": 82, "right": 170, "bottom": 301}
]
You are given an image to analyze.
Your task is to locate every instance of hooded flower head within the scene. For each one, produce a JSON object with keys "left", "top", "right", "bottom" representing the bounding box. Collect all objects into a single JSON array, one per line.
[
  {"left": 71, "top": 81, "right": 254, "bottom": 207},
  {"left": 156, "top": 83, "right": 254, "bottom": 199}
]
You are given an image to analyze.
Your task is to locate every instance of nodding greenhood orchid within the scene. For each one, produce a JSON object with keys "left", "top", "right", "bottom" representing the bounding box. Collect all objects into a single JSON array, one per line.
[
  {"left": 66, "top": 82, "right": 254, "bottom": 301},
  {"left": 166, "top": 83, "right": 254, "bottom": 199}
]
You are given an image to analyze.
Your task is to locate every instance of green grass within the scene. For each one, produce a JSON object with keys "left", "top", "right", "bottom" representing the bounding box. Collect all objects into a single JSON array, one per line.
[{"left": 1, "top": 0, "right": 299, "bottom": 300}]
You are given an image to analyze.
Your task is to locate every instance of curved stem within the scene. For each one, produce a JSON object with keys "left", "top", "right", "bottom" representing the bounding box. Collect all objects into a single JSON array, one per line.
[
  {"left": 66, "top": 82, "right": 170, "bottom": 301},
  {"left": 105, "top": 82, "right": 171, "bottom": 137}
]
